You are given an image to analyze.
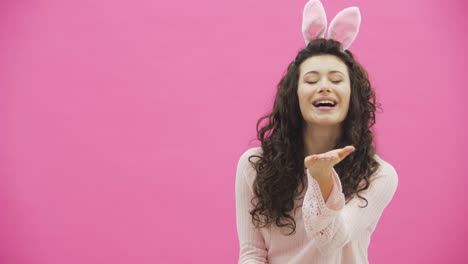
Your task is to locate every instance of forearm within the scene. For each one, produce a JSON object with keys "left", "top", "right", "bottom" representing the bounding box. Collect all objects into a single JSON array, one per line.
[
  {"left": 311, "top": 169, "right": 334, "bottom": 202},
  {"left": 302, "top": 167, "right": 346, "bottom": 248},
  {"left": 303, "top": 164, "right": 399, "bottom": 255}
]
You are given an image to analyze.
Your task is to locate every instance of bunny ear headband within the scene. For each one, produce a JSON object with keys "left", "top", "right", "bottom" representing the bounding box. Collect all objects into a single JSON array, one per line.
[{"left": 302, "top": 0, "right": 361, "bottom": 50}]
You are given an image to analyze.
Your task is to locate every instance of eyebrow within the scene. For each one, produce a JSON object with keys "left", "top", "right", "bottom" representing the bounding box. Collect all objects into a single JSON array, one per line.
[{"left": 304, "top": 70, "right": 345, "bottom": 76}]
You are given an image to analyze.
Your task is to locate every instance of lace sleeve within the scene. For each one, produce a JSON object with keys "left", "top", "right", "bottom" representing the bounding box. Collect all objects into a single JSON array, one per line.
[{"left": 302, "top": 164, "right": 398, "bottom": 255}]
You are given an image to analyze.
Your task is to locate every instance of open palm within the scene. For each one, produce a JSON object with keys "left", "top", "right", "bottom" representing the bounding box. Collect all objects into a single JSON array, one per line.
[{"left": 304, "top": 146, "right": 355, "bottom": 178}]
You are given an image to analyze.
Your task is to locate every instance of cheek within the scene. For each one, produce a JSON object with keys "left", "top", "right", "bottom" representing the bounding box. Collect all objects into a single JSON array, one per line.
[
  {"left": 343, "top": 94, "right": 351, "bottom": 112},
  {"left": 297, "top": 85, "right": 314, "bottom": 98},
  {"left": 297, "top": 87, "right": 308, "bottom": 105},
  {"left": 297, "top": 95, "right": 307, "bottom": 110},
  {"left": 338, "top": 86, "right": 351, "bottom": 111},
  {"left": 344, "top": 92, "right": 351, "bottom": 104},
  {"left": 343, "top": 85, "right": 351, "bottom": 103}
]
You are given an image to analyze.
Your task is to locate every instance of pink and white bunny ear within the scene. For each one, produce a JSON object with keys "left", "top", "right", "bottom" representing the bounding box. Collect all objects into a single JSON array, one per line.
[
  {"left": 302, "top": 0, "right": 327, "bottom": 45},
  {"left": 327, "top": 7, "right": 361, "bottom": 50}
]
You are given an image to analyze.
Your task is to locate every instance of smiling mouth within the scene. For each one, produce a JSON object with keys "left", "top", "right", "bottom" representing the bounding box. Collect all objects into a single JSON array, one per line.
[{"left": 312, "top": 102, "right": 337, "bottom": 109}]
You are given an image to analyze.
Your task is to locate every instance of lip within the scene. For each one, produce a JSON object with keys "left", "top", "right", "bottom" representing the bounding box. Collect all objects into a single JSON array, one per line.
[
  {"left": 312, "top": 96, "right": 338, "bottom": 105},
  {"left": 314, "top": 105, "right": 336, "bottom": 112}
]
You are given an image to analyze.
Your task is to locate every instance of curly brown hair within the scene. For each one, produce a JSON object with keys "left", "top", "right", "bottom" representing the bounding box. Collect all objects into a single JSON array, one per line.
[{"left": 248, "top": 38, "right": 381, "bottom": 235}]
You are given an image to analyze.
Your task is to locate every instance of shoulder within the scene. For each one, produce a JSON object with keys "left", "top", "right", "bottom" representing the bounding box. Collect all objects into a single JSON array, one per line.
[
  {"left": 239, "top": 146, "right": 263, "bottom": 160},
  {"left": 373, "top": 154, "right": 398, "bottom": 176},
  {"left": 371, "top": 154, "right": 399, "bottom": 188},
  {"left": 236, "top": 147, "right": 263, "bottom": 190}
]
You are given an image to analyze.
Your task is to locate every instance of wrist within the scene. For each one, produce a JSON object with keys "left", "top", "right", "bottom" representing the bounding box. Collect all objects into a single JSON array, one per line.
[{"left": 308, "top": 167, "right": 333, "bottom": 180}]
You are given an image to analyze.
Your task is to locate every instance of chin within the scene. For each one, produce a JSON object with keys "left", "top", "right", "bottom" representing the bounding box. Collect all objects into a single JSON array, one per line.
[
  {"left": 307, "top": 118, "right": 343, "bottom": 127},
  {"left": 308, "top": 121, "right": 340, "bottom": 127}
]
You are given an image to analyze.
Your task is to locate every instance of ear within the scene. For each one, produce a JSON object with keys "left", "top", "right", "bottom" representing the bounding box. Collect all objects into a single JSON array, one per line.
[
  {"left": 327, "top": 7, "right": 361, "bottom": 50},
  {"left": 302, "top": 0, "right": 328, "bottom": 45}
]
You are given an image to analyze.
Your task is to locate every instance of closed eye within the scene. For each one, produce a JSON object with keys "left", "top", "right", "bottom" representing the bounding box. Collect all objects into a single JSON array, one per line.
[{"left": 306, "top": 81, "right": 342, "bottom": 84}]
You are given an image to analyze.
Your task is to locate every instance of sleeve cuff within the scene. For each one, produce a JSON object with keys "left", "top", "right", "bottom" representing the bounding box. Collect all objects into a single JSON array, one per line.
[
  {"left": 306, "top": 168, "right": 345, "bottom": 214},
  {"left": 324, "top": 168, "right": 345, "bottom": 210}
]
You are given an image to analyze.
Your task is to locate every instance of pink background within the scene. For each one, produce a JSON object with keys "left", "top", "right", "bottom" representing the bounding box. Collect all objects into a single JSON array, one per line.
[{"left": 1, "top": 0, "right": 467, "bottom": 263}]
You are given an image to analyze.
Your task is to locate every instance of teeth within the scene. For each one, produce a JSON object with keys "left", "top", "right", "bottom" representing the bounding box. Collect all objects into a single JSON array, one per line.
[{"left": 314, "top": 100, "right": 336, "bottom": 106}]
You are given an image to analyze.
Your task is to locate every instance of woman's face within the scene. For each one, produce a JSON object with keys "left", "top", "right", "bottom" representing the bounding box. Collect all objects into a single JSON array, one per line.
[{"left": 297, "top": 54, "right": 351, "bottom": 127}]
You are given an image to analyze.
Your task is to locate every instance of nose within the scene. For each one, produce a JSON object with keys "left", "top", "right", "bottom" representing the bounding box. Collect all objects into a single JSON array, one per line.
[{"left": 318, "top": 80, "right": 332, "bottom": 93}]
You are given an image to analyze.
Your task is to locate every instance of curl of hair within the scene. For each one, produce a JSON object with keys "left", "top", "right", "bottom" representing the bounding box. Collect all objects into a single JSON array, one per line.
[{"left": 248, "top": 38, "right": 381, "bottom": 235}]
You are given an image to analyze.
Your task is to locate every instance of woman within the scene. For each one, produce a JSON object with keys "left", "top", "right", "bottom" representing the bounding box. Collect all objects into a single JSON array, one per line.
[{"left": 235, "top": 1, "right": 398, "bottom": 263}]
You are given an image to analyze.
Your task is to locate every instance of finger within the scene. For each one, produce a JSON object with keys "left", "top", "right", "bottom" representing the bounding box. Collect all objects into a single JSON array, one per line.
[
  {"left": 327, "top": 153, "right": 338, "bottom": 165},
  {"left": 305, "top": 155, "right": 318, "bottom": 163},
  {"left": 304, "top": 155, "right": 318, "bottom": 167},
  {"left": 325, "top": 153, "right": 334, "bottom": 161},
  {"left": 345, "top": 145, "right": 356, "bottom": 152},
  {"left": 308, "top": 154, "right": 330, "bottom": 166},
  {"left": 338, "top": 145, "right": 355, "bottom": 159},
  {"left": 317, "top": 154, "right": 333, "bottom": 165}
]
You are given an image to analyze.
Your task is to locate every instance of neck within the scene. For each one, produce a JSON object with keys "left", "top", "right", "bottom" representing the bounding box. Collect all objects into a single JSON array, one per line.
[{"left": 303, "top": 123, "right": 342, "bottom": 157}]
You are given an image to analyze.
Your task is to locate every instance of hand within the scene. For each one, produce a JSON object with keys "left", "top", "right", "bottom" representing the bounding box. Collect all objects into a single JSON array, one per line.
[{"left": 304, "top": 146, "right": 355, "bottom": 179}]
